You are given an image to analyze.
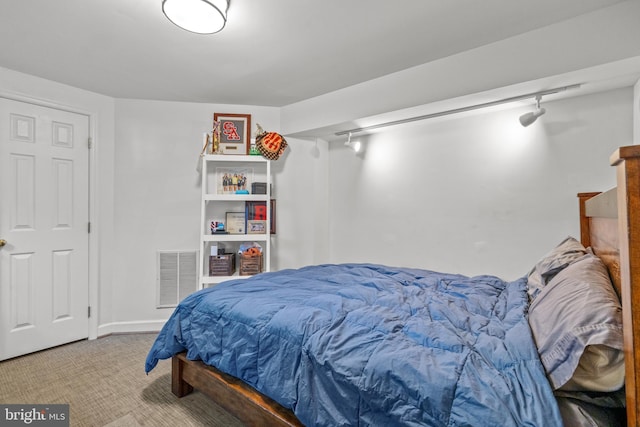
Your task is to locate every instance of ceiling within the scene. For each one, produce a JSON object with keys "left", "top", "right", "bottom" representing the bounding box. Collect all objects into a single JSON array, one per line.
[{"left": 0, "top": 0, "right": 636, "bottom": 109}]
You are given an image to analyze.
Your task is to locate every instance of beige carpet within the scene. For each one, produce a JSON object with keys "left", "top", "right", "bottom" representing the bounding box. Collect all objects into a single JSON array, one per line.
[{"left": 0, "top": 333, "right": 245, "bottom": 427}]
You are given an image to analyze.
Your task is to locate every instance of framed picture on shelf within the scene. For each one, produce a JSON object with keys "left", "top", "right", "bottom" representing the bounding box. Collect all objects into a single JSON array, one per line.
[
  {"left": 247, "top": 220, "right": 266, "bottom": 234},
  {"left": 214, "top": 113, "right": 251, "bottom": 155},
  {"left": 246, "top": 199, "right": 276, "bottom": 234},
  {"left": 225, "top": 212, "right": 246, "bottom": 234},
  {"left": 216, "top": 167, "right": 253, "bottom": 194}
]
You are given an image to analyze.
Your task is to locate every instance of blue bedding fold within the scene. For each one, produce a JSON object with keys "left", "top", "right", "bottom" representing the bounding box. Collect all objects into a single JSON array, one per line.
[{"left": 145, "top": 263, "right": 563, "bottom": 426}]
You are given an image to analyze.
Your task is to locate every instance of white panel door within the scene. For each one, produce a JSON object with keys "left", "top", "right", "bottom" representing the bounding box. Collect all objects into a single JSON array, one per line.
[{"left": 0, "top": 98, "right": 89, "bottom": 360}]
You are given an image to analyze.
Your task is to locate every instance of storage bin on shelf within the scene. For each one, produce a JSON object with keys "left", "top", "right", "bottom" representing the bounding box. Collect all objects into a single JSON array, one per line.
[
  {"left": 239, "top": 242, "right": 263, "bottom": 276},
  {"left": 209, "top": 253, "right": 235, "bottom": 276},
  {"left": 240, "top": 253, "right": 263, "bottom": 276}
]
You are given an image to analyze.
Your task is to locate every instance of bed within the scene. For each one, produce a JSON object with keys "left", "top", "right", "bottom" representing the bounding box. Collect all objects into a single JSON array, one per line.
[{"left": 145, "top": 145, "right": 640, "bottom": 426}]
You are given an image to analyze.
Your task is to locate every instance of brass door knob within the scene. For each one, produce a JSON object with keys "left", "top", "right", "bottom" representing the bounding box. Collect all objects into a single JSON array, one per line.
[{"left": 0, "top": 239, "right": 6, "bottom": 247}]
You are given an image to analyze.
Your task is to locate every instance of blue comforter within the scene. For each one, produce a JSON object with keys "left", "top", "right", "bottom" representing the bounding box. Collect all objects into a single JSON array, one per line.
[{"left": 145, "top": 264, "right": 563, "bottom": 426}]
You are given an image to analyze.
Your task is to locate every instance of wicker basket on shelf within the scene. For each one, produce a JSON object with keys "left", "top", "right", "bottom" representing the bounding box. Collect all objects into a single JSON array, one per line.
[
  {"left": 240, "top": 253, "right": 263, "bottom": 276},
  {"left": 209, "top": 253, "right": 235, "bottom": 276}
]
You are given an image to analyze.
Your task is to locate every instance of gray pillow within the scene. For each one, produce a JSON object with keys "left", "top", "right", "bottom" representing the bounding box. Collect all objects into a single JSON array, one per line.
[
  {"left": 555, "top": 388, "right": 625, "bottom": 427},
  {"left": 528, "top": 253, "right": 623, "bottom": 391},
  {"left": 527, "top": 236, "right": 587, "bottom": 300}
]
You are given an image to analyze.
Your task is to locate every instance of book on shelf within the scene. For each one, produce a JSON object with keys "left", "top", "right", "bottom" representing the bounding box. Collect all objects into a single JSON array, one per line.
[{"left": 245, "top": 200, "right": 276, "bottom": 234}]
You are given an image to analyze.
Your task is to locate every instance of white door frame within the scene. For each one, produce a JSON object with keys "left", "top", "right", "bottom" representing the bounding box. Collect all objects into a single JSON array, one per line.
[{"left": 0, "top": 90, "right": 99, "bottom": 340}]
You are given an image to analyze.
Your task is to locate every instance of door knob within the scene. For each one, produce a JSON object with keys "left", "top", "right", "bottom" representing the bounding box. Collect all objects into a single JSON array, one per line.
[{"left": 0, "top": 239, "right": 6, "bottom": 247}]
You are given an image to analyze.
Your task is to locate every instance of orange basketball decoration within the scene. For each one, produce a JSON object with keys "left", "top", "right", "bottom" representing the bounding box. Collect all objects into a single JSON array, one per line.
[{"left": 255, "top": 124, "right": 288, "bottom": 160}]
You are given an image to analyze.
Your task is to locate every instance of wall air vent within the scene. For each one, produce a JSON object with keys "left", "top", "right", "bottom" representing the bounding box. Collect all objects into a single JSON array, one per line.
[{"left": 157, "top": 251, "right": 198, "bottom": 308}]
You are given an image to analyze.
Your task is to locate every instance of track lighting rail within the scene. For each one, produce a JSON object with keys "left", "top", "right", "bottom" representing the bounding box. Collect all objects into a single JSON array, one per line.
[{"left": 334, "top": 84, "right": 581, "bottom": 136}]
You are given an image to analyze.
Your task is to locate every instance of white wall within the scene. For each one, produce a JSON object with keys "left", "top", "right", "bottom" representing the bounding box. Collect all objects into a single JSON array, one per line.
[
  {"left": 111, "top": 100, "right": 330, "bottom": 328},
  {"left": 327, "top": 88, "right": 633, "bottom": 281},
  {"left": 269, "top": 137, "right": 330, "bottom": 269}
]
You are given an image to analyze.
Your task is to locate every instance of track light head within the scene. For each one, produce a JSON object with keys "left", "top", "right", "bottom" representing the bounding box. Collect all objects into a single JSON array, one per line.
[
  {"left": 519, "top": 95, "right": 546, "bottom": 127},
  {"left": 344, "top": 133, "right": 362, "bottom": 153},
  {"left": 519, "top": 108, "right": 546, "bottom": 127}
]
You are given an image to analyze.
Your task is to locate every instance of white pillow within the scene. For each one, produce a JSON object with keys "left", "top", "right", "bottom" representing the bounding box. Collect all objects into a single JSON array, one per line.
[
  {"left": 560, "top": 344, "right": 625, "bottom": 392},
  {"left": 528, "top": 253, "right": 624, "bottom": 391}
]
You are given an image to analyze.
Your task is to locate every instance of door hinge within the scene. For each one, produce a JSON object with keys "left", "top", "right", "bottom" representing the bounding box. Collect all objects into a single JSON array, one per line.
[
  {"left": 88, "top": 222, "right": 91, "bottom": 233},
  {"left": 88, "top": 137, "right": 93, "bottom": 149},
  {"left": 88, "top": 306, "right": 91, "bottom": 318}
]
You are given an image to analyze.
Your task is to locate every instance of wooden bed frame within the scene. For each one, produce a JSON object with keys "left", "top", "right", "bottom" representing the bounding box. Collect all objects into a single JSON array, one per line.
[
  {"left": 578, "top": 145, "right": 640, "bottom": 427},
  {"left": 172, "top": 145, "right": 640, "bottom": 427}
]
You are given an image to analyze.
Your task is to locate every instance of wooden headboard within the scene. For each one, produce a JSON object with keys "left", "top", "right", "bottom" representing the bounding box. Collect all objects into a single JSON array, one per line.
[{"left": 579, "top": 145, "right": 640, "bottom": 427}]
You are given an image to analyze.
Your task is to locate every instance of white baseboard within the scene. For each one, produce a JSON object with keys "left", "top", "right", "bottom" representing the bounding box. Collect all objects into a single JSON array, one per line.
[{"left": 97, "top": 320, "right": 166, "bottom": 337}]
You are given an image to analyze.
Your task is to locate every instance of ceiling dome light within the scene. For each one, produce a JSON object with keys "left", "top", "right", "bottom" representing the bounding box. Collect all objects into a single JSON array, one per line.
[{"left": 162, "top": 0, "right": 229, "bottom": 34}]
